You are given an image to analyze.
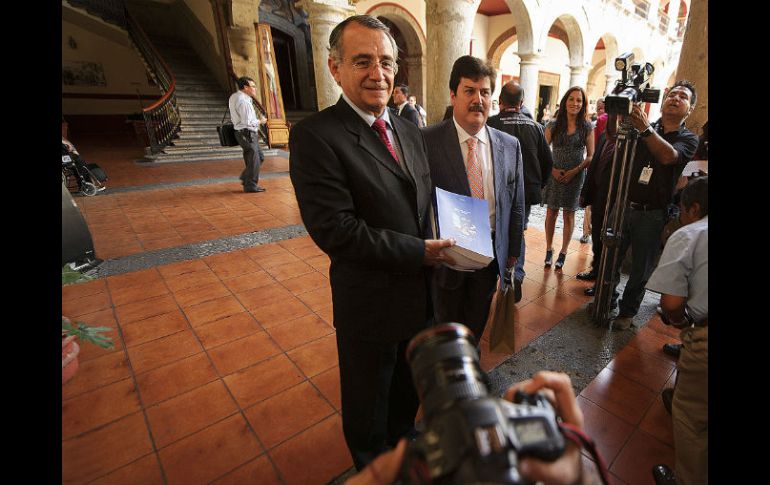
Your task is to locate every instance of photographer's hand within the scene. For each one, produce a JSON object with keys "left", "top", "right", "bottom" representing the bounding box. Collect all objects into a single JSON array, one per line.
[
  {"left": 346, "top": 439, "right": 407, "bottom": 485},
  {"left": 505, "top": 372, "right": 599, "bottom": 485}
]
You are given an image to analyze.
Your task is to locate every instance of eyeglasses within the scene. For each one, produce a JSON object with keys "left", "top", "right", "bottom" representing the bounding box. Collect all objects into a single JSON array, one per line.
[{"left": 346, "top": 58, "right": 398, "bottom": 74}]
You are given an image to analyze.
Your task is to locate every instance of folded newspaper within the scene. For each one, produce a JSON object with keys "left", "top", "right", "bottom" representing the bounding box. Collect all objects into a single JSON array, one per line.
[{"left": 434, "top": 187, "right": 494, "bottom": 271}]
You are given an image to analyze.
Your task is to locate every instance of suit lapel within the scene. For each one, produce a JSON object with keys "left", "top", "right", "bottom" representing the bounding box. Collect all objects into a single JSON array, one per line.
[
  {"left": 336, "top": 99, "right": 410, "bottom": 182},
  {"left": 440, "top": 121, "right": 472, "bottom": 196}
]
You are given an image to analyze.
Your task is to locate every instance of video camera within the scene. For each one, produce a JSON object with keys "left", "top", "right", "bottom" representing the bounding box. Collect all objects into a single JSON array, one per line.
[
  {"left": 400, "top": 323, "right": 565, "bottom": 485},
  {"left": 605, "top": 52, "right": 661, "bottom": 115}
]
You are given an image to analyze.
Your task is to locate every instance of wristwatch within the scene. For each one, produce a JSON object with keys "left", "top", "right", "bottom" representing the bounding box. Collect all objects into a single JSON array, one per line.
[{"left": 639, "top": 125, "right": 654, "bottom": 138}]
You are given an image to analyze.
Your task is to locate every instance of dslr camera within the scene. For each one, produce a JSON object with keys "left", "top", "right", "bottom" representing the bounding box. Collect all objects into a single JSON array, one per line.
[
  {"left": 400, "top": 323, "right": 565, "bottom": 484},
  {"left": 605, "top": 52, "right": 661, "bottom": 115}
]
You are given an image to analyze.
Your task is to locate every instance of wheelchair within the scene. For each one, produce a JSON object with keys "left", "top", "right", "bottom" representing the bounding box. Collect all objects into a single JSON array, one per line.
[{"left": 62, "top": 141, "right": 107, "bottom": 196}]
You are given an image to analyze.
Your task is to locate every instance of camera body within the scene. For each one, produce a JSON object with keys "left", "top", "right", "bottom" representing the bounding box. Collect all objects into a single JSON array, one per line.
[
  {"left": 605, "top": 52, "right": 661, "bottom": 115},
  {"left": 401, "top": 323, "right": 565, "bottom": 485}
]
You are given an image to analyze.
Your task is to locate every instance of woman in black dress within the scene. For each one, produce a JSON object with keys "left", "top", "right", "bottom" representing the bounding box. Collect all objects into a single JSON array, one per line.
[{"left": 542, "top": 86, "right": 595, "bottom": 269}]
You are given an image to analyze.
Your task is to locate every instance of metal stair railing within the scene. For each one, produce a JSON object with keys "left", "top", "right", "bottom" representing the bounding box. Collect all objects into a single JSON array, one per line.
[{"left": 125, "top": 11, "right": 181, "bottom": 154}]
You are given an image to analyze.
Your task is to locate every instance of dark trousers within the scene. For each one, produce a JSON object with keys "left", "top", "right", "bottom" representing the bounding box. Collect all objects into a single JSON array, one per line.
[
  {"left": 612, "top": 208, "right": 667, "bottom": 315},
  {"left": 432, "top": 260, "right": 498, "bottom": 342},
  {"left": 513, "top": 205, "right": 532, "bottom": 283},
  {"left": 235, "top": 129, "right": 263, "bottom": 190},
  {"left": 336, "top": 332, "right": 419, "bottom": 471},
  {"left": 590, "top": 198, "right": 606, "bottom": 271}
]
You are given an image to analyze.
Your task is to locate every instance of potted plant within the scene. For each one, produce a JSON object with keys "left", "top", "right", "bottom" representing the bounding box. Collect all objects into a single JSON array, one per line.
[
  {"left": 62, "top": 316, "right": 114, "bottom": 384},
  {"left": 61, "top": 264, "right": 114, "bottom": 384}
]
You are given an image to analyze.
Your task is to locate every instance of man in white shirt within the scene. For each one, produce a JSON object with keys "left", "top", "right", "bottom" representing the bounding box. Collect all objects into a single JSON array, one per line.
[{"left": 229, "top": 76, "right": 267, "bottom": 193}]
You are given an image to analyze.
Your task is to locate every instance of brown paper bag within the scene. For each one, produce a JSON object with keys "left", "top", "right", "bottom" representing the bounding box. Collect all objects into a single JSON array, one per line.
[{"left": 489, "top": 280, "right": 517, "bottom": 354}]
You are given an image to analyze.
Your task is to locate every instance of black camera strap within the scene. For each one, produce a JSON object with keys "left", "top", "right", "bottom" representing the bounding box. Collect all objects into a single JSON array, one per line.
[{"left": 558, "top": 422, "right": 611, "bottom": 485}]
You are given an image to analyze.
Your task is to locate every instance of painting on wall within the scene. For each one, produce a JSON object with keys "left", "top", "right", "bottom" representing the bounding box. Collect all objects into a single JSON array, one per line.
[{"left": 62, "top": 60, "right": 107, "bottom": 87}]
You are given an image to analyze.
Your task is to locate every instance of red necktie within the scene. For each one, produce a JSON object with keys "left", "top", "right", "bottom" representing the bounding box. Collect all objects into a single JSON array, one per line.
[
  {"left": 371, "top": 118, "right": 399, "bottom": 163},
  {"left": 466, "top": 137, "right": 484, "bottom": 199}
]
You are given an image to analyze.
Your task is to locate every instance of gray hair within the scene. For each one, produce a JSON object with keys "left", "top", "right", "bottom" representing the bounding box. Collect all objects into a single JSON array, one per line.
[{"left": 328, "top": 15, "right": 398, "bottom": 63}]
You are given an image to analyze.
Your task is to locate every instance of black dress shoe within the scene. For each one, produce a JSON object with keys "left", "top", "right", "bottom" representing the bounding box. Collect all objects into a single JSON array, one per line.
[
  {"left": 244, "top": 186, "right": 266, "bottom": 193},
  {"left": 544, "top": 249, "right": 553, "bottom": 267},
  {"left": 661, "top": 388, "right": 674, "bottom": 415},
  {"left": 514, "top": 278, "right": 522, "bottom": 303},
  {"left": 652, "top": 464, "right": 677, "bottom": 485},
  {"left": 554, "top": 252, "right": 567, "bottom": 269},
  {"left": 662, "top": 343, "right": 682, "bottom": 358},
  {"left": 576, "top": 270, "right": 596, "bottom": 281}
]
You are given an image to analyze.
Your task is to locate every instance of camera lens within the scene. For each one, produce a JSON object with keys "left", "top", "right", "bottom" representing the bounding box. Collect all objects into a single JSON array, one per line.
[{"left": 406, "top": 323, "right": 488, "bottom": 421}]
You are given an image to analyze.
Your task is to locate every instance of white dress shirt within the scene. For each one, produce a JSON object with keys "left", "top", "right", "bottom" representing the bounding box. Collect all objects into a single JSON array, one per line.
[
  {"left": 453, "top": 118, "right": 495, "bottom": 228},
  {"left": 228, "top": 90, "right": 260, "bottom": 132}
]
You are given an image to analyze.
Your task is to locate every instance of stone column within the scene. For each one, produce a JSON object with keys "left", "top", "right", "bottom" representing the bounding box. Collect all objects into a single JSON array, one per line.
[
  {"left": 605, "top": 73, "right": 619, "bottom": 96},
  {"left": 227, "top": 0, "right": 262, "bottom": 92},
  {"left": 298, "top": 0, "right": 356, "bottom": 111},
  {"left": 675, "top": 0, "right": 707, "bottom": 135},
  {"left": 568, "top": 65, "right": 589, "bottom": 90},
  {"left": 403, "top": 54, "right": 425, "bottom": 107},
  {"left": 517, "top": 53, "right": 541, "bottom": 114},
  {"left": 425, "top": 0, "right": 482, "bottom": 125}
]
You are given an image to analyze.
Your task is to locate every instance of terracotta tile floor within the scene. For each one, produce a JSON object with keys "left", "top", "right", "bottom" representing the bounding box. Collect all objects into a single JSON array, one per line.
[{"left": 62, "top": 140, "right": 683, "bottom": 484}]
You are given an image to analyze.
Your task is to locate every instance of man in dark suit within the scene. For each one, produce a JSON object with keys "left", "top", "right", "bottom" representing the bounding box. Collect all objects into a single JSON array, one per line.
[
  {"left": 289, "top": 15, "right": 455, "bottom": 471},
  {"left": 488, "top": 81, "right": 553, "bottom": 303},
  {"left": 392, "top": 84, "right": 422, "bottom": 127},
  {"left": 423, "top": 55, "right": 525, "bottom": 344}
]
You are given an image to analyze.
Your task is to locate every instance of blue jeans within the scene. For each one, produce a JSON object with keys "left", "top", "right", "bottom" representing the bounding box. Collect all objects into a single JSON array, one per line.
[
  {"left": 613, "top": 207, "right": 667, "bottom": 315},
  {"left": 514, "top": 204, "right": 531, "bottom": 283}
]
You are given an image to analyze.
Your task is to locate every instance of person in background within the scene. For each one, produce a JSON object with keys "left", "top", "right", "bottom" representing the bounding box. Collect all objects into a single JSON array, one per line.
[
  {"left": 229, "top": 76, "right": 267, "bottom": 193},
  {"left": 408, "top": 94, "right": 427, "bottom": 127},
  {"left": 581, "top": 98, "right": 608, "bottom": 245},
  {"left": 392, "top": 84, "right": 422, "bottom": 127},
  {"left": 488, "top": 81, "right": 553, "bottom": 303},
  {"left": 542, "top": 87, "right": 595, "bottom": 270}
]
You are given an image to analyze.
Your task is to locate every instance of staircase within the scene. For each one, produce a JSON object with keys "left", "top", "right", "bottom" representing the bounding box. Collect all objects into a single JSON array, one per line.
[{"left": 142, "top": 37, "right": 262, "bottom": 163}]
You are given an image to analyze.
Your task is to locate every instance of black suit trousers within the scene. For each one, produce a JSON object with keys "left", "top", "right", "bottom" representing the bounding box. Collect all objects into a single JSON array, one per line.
[
  {"left": 431, "top": 260, "right": 499, "bottom": 343},
  {"left": 335, "top": 332, "right": 419, "bottom": 471}
]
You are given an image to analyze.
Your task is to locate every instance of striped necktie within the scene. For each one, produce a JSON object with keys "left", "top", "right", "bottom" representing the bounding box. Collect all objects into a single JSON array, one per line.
[{"left": 466, "top": 137, "right": 484, "bottom": 199}]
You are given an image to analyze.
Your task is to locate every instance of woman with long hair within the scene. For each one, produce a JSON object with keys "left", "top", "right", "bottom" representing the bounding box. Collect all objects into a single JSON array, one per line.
[{"left": 542, "top": 86, "right": 595, "bottom": 269}]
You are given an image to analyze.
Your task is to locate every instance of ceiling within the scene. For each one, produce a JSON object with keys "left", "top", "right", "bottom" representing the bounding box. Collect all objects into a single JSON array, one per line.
[{"left": 478, "top": 0, "right": 509, "bottom": 16}]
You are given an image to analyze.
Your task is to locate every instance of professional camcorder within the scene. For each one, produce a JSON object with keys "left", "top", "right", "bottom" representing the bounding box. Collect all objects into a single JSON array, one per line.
[
  {"left": 400, "top": 323, "right": 565, "bottom": 485},
  {"left": 605, "top": 52, "right": 661, "bottom": 115}
]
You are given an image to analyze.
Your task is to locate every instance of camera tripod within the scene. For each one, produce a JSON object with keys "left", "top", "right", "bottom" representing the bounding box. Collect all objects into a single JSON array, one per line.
[{"left": 591, "top": 119, "right": 641, "bottom": 327}]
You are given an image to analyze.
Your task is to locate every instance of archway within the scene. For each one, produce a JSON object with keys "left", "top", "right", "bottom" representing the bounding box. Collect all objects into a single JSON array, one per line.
[{"left": 367, "top": 4, "right": 427, "bottom": 105}]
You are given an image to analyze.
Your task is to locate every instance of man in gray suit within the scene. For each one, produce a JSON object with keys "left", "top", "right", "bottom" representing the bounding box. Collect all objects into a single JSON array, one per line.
[
  {"left": 423, "top": 55, "right": 525, "bottom": 344},
  {"left": 289, "top": 15, "right": 454, "bottom": 470}
]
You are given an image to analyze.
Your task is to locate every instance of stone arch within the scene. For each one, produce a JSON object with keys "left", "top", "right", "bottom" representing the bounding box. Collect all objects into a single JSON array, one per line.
[
  {"left": 502, "top": 0, "right": 535, "bottom": 54},
  {"left": 538, "top": 8, "right": 590, "bottom": 67},
  {"left": 366, "top": 3, "right": 427, "bottom": 103},
  {"left": 488, "top": 27, "right": 518, "bottom": 69},
  {"left": 586, "top": 32, "right": 620, "bottom": 97}
]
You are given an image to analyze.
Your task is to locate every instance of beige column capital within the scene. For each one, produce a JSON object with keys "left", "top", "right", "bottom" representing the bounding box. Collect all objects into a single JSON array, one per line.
[
  {"left": 297, "top": 0, "right": 356, "bottom": 110},
  {"left": 425, "top": 0, "right": 482, "bottom": 125}
]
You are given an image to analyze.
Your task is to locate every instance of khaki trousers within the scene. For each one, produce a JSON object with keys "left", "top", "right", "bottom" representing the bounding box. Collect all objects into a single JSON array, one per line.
[{"left": 672, "top": 325, "right": 708, "bottom": 485}]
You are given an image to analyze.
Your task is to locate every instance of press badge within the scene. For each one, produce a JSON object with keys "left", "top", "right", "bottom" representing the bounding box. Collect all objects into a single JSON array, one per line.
[{"left": 638, "top": 166, "right": 653, "bottom": 185}]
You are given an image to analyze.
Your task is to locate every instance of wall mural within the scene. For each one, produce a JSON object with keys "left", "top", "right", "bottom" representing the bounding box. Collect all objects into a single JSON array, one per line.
[{"left": 62, "top": 60, "right": 107, "bottom": 87}]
